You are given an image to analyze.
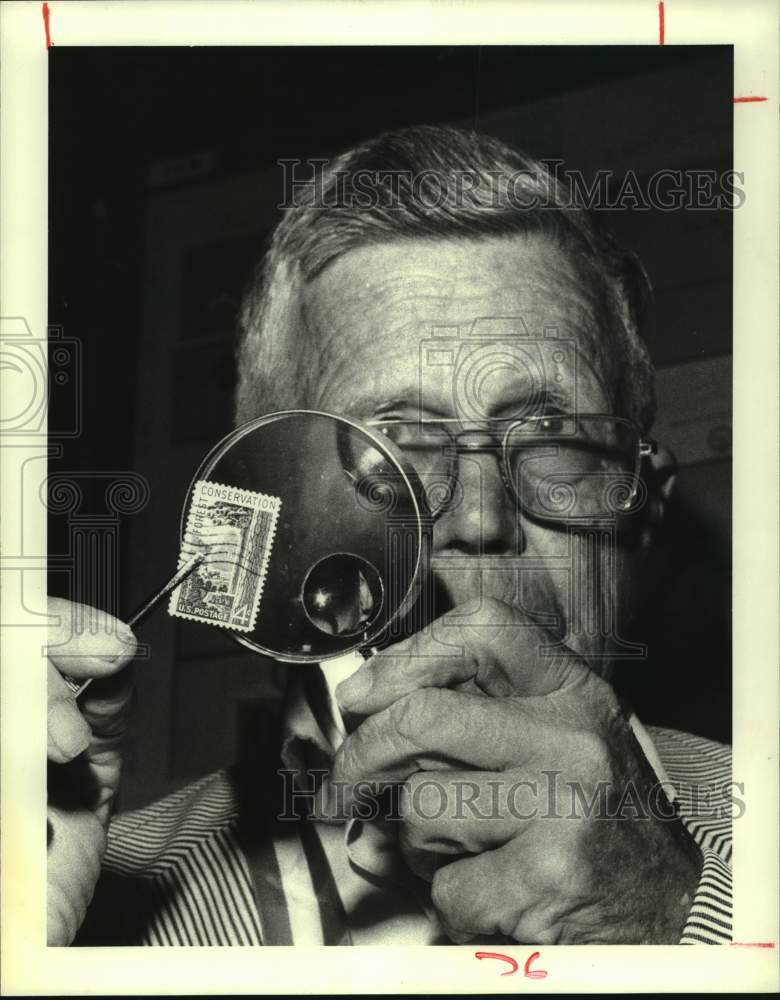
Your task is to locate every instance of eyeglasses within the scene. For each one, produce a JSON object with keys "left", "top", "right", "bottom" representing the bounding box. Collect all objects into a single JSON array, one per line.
[{"left": 366, "top": 415, "right": 656, "bottom": 521}]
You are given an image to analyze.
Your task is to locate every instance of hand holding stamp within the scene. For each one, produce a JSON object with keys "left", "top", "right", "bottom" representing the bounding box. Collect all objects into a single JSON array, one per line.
[{"left": 64, "top": 493, "right": 278, "bottom": 697}]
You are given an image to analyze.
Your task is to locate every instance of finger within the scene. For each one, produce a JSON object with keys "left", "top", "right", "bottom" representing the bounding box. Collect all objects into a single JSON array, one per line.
[
  {"left": 327, "top": 689, "right": 540, "bottom": 813},
  {"left": 335, "top": 599, "right": 527, "bottom": 715},
  {"left": 79, "top": 665, "right": 136, "bottom": 743},
  {"left": 400, "top": 770, "right": 537, "bottom": 859},
  {"left": 47, "top": 806, "right": 106, "bottom": 945},
  {"left": 335, "top": 637, "right": 481, "bottom": 716},
  {"left": 431, "top": 840, "right": 529, "bottom": 943},
  {"left": 438, "top": 596, "right": 592, "bottom": 694},
  {"left": 48, "top": 661, "right": 91, "bottom": 763},
  {"left": 47, "top": 597, "right": 137, "bottom": 680},
  {"left": 397, "top": 769, "right": 530, "bottom": 883},
  {"left": 337, "top": 597, "right": 588, "bottom": 715}
]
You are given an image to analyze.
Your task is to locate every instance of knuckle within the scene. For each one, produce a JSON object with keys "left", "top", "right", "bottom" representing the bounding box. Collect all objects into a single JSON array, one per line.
[
  {"left": 389, "top": 691, "right": 421, "bottom": 737},
  {"left": 331, "top": 717, "right": 378, "bottom": 785},
  {"left": 441, "top": 598, "right": 516, "bottom": 666},
  {"left": 477, "top": 595, "right": 512, "bottom": 623},
  {"left": 415, "top": 776, "right": 450, "bottom": 824},
  {"left": 331, "top": 738, "right": 357, "bottom": 785},
  {"left": 443, "top": 596, "right": 482, "bottom": 622},
  {"left": 431, "top": 864, "right": 458, "bottom": 918},
  {"left": 397, "top": 647, "right": 423, "bottom": 684},
  {"left": 446, "top": 595, "right": 511, "bottom": 628},
  {"left": 399, "top": 773, "right": 445, "bottom": 828},
  {"left": 390, "top": 688, "right": 448, "bottom": 740},
  {"left": 399, "top": 777, "right": 416, "bottom": 824},
  {"left": 398, "top": 800, "right": 425, "bottom": 854},
  {"left": 522, "top": 834, "right": 575, "bottom": 893}
]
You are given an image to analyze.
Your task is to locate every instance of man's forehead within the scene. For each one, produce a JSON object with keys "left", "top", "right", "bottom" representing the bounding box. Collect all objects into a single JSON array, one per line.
[
  {"left": 301, "top": 234, "right": 615, "bottom": 414},
  {"left": 308, "top": 233, "right": 604, "bottom": 310}
]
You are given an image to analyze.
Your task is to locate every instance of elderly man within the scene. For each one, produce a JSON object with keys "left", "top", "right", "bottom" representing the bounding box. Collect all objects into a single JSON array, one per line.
[{"left": 47, "top": 125, "right": 732, "bottom": 947}]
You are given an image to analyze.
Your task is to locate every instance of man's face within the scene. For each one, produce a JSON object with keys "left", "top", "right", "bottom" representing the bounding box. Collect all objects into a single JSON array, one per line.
[{"left": 298, "top": 234, "right": 643, "bottom": 673}]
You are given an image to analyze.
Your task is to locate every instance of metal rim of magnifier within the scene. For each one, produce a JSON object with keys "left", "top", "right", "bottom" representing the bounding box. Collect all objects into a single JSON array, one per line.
[{"left": 181, "top": 409, "right": 430, "bottom": 663}]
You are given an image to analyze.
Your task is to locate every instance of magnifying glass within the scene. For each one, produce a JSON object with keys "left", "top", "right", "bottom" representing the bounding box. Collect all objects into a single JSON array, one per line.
[
  {"left": 66, "top": 410, "right": 431, "bottom": 695},
  {"left": 177, "top": 409, "right": 431, "bottom": 661}
]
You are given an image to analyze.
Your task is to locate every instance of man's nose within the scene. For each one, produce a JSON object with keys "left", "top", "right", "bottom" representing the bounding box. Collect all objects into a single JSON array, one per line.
[{"left": 434, "top": 447, "right": 522, "bottom": 555}]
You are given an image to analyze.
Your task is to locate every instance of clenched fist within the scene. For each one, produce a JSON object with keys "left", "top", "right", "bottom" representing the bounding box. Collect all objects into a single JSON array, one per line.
[{"left": 328, "top": 597, "right": 702, "bottom": 944}]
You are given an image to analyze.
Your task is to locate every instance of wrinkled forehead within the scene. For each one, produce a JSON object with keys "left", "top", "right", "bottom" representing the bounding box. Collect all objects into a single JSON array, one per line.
[{"left": 300, "top": 234, "right": 619, "bottom": 418}]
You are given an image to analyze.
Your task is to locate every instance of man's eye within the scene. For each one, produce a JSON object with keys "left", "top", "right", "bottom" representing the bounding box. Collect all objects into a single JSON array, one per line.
[
  {"left": 538, "top": 414, "right": 567, "bottom": 435},
  {"left": 377, "top": 422, "right": 414, "bottom": 447},
  {"left": 378, "top": 422, "right": 404, "bottom": 438}
]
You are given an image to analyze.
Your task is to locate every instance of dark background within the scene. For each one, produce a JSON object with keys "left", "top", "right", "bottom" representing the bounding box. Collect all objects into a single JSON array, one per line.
[{"left": 49, "top": 47, "right": 732, "bottom": 807}]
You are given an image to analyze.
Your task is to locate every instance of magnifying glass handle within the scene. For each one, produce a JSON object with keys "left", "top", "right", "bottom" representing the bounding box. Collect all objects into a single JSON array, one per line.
[
  {"left": 319, "top": 646, "right": 380, "bottom": 746},
  {"left": 61, "top": 554, "right": 205, "bottom": 698}
]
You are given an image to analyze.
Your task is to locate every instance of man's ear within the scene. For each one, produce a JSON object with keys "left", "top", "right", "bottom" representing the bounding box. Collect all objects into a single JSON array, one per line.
[
  {"left": 650, "top": 445, "right": 678, "bottom": 507},
  {"left": 640, "top": 446, "right": 678, "bottom": 542}
]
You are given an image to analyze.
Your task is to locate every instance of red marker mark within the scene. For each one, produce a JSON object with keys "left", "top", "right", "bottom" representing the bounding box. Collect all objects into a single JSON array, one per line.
[
  {"left": 474, "top": 950, "right": 549, "bottom": 979},
  {"left": 524, "top": 950, "right": 549, "bottom": 980},
  {"left": 733, "top": 96, "right": 768, "bottom": 103},
  {"left": 730, "top": 941, "right": 776, "bottom": 948},
  {"left": 42, "top": 2, "right": 52, "bottom": 49},
  {"left": 475, "top": 951, "right": 518, "bottom": 976},
  {"left": 658, "top": 1, "right": 665, "bottom": 46}
]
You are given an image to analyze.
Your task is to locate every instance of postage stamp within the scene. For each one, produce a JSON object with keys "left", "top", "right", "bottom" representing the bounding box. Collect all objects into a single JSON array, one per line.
[{"left": 168, "top": 479, "right": 282, "bottom": 632}]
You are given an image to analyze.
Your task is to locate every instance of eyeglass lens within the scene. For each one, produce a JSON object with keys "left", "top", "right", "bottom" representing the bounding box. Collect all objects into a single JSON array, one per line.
[{"left": 376, "top": 417, "right": 640, "bottom": 519}]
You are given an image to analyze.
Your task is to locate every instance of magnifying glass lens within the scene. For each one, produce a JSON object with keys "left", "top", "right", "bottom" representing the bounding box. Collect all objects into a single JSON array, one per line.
[
  {"left": 181, "top": 411, "right": 428, "bottom": 662},
  {"left": 301, "top": 553, "right": 384, "bottom": 637}
]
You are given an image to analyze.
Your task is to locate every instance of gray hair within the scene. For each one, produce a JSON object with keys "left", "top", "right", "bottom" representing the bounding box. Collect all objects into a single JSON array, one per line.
[{"left": 235, "top": 124, "right": 655, "bottom": 431}]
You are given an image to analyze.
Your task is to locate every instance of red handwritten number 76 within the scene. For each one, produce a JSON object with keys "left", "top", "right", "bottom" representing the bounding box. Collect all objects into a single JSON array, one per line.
[{"left": 474, "top": 950, "right": 549, "bottom": 979}]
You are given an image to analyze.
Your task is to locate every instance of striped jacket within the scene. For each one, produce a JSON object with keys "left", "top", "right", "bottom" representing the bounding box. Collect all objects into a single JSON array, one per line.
[{"left": 75, "top": 675, "right": 733, "bottom": 947}]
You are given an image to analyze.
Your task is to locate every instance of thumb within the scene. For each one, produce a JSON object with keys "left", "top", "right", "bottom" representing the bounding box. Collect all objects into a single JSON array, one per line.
[
  {"left": 449, "top": 596, "right": 590, "bottom": 697},
  {"left": 47, "top": 597, "right": 137, "bottom": 680}
]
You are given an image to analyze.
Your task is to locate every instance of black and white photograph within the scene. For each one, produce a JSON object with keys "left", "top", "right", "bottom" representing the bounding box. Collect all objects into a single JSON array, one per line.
[{"left": 1, "top": 1, "right": 778, "bottom": 994}]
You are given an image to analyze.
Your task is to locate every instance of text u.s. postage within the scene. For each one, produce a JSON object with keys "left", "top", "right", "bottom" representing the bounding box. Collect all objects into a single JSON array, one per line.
[{"left": 168, "top": 480, "right": 281, "bottom": 632}]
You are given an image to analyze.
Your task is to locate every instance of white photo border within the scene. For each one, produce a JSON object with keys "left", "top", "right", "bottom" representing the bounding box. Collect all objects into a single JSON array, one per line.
[{"left": 1, "top": 0, "right": 777, "bottom": 993}]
